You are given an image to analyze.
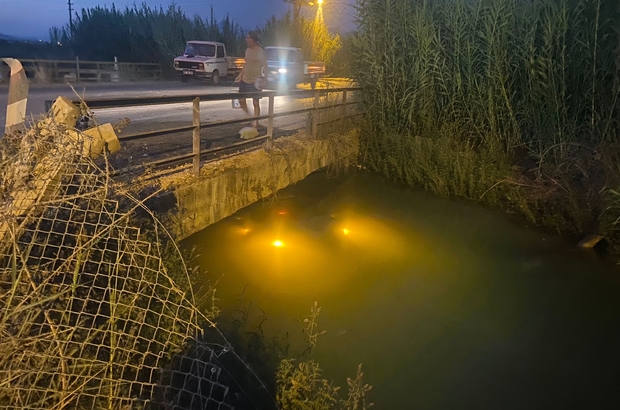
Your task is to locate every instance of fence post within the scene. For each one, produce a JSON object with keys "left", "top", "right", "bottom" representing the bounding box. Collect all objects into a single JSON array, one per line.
[
  {"left": 341, "top": 90, "right": 348, "bottom": 120},
  {"left": 266, "top": 94, "right": 275, "bottom": 150},
  {"left": 75, "top": 56, "right": 80, "bottom": 83},
  {"left": 312, "top": 90, "right": 320, "bottom": 138},
  {"left": 192, "top": 97, "right": 201, "bottom": 175},
  {"left": 111, "top": 56, "right": 119, "bottom": 82}
]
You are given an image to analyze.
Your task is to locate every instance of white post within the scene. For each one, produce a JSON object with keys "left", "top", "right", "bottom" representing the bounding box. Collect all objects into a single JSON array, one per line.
[{"left": 111, "top": 56, "right": 119, "bottom": 82}]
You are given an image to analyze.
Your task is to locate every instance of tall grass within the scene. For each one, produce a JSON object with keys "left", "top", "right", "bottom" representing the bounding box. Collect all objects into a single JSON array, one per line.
[
  {"left": 50, "top": 4, "right": 246, "bottom": 68},
  {"left": 353, "top": 0, "right": 620, "bottom": 237},
  {"left": 47, "top": 6, "right": 342, "bottom": 75},
  {"left": 258, "top": 13, "right": 342, "bottom": 64}
]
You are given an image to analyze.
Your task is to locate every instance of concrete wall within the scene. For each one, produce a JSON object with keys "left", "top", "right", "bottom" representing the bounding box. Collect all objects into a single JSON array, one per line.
[{"left": 154, "top": 131, "right": 359, "bottom": 240}]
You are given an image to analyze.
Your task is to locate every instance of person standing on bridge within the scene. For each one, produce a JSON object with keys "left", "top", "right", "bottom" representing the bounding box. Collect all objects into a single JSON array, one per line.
[{"left": 235, "top": 31, "right": 268, "bottom": 128}]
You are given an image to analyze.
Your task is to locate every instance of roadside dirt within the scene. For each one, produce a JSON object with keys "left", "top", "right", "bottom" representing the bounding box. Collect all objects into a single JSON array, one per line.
[{"left": 105, "top": 119, "right": 307, "bottom": 172}]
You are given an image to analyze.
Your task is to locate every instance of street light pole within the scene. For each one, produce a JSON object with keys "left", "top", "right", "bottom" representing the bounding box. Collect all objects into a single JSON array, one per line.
[
  {"left": 294, "top": 3, "right": 301, "bottom": 21},
  {"left": 283, "top": 0, "right": 320, "bottom": 21}
]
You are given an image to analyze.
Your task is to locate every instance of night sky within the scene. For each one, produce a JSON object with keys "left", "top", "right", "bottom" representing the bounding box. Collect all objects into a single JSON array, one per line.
[{"left": 0, "top": 0, "right": 356, "bottom": 40}]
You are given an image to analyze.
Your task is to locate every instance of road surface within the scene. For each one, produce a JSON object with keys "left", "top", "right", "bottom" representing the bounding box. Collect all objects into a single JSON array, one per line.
[
  {"left": 0, "top": 81, "right": 314, "bottom": 132},
  {"left": 0, "top": 80, "right": 356, "bottom": 170}
]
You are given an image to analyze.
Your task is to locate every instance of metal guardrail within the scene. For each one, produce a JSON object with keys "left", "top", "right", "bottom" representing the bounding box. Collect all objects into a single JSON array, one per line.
[
  {"left": 45, "top": 87, "right": 361, "bottom": 175},
  {"left": 1, "top": 58, "right": 162, "bottom": 83}
]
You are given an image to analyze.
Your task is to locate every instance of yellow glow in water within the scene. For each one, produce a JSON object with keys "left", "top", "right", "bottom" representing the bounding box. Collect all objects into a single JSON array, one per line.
[
  {"left": 343, "top": 228, "right": 350, "bottom": 235},
  {"left": 272, "top": 240, "right": 284, "bottom": 248}
]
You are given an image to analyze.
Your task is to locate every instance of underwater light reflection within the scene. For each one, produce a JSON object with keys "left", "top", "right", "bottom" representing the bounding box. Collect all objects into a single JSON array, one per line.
[{"left": 210, "top": 200, "right": 436, "bottom": 300}]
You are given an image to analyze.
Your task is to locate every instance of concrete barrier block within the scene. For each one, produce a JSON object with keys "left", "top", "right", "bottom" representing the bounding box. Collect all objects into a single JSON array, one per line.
[
  {"left": 84, "top": 123, "right": 121, "bottom": 154},
  {"left": 66, "top": 129, "right": 105, "bottom": 158},
  {"left": 52, "top": 96, "right": 80, "bottom": 128},
  {"left": 65, "top": 123, "right": 120, "bottom": 158}
]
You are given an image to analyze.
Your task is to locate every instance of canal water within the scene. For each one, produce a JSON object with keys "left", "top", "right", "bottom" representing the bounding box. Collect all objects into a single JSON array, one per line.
[{"left": 184, "top": 169, "right": 620, "bottom": 409}]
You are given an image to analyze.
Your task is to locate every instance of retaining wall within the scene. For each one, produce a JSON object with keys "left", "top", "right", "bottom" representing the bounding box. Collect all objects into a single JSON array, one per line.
[{"left": 153, "top": 131, "right": 359, "bottom": 240}]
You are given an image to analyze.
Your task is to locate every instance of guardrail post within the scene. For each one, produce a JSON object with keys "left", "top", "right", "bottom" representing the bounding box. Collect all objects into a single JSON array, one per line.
[
  {"left": 76, "top": 56, "right": 80, "bottom": 83},
  {"left": 266, "top": 94, "right": 275, "bottom": 150},
  {"left": 312, "top": 90, "right": 320, "bottom": 138},
  {"left": 192, "top": 97, "right": 201, "bottom": 175}
]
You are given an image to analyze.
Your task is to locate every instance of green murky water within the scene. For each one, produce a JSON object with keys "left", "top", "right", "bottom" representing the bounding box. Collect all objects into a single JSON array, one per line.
[{"left": 184, "top": 169, "right": 620, "bottom": 409}]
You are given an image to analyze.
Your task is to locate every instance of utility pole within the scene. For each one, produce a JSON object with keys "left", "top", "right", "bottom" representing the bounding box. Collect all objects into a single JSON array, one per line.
[
  {"left": 68, "top": 0, "right": 74, "bottom": 40},
  {"left": 293, "top": 2, "right": 302, "bottom": 21},
  {"left": 283, "top": 0, "right": 304, "bottom": 21}
]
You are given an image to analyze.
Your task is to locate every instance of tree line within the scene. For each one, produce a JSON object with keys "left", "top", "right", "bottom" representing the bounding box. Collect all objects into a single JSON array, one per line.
[{"left": 45, "top": 3, "right": 341, "bottom": 69}]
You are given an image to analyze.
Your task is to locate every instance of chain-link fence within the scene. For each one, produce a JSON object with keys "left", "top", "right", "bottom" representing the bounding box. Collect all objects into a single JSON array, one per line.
[{"left": 0, "top": 118, "right": 267, "bottom": 409}]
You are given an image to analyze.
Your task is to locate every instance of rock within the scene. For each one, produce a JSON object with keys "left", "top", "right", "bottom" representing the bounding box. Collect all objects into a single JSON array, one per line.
[
  {"left": 51, "top": 96, "right": 80, "bottom": 128},
  {"left": 239, "top": 127, "right": 259, "bottom": 140},
  {"left": 66, "top": 123, "right": 121, "bottom": 158},
  {"left": 578, "top": 234, "right": 606, "bottom": 249},
  {"left": 85, "top": 123, "right": 121, "bottom": 154}
]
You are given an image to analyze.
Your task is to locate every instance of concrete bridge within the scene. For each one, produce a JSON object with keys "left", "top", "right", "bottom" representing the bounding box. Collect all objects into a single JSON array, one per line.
[
  {"left": 151, "top": 129, "right": 359, "bottom": 239},
  {"left": 74, "top": 87, "right": 362, "bottom": 239},
  {"left": 2, "top": 58, "right": 361, "bottom": 238}
]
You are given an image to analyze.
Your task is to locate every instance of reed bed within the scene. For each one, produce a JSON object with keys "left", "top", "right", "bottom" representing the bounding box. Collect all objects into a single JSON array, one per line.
[{"left": 353, "top": 0, "right": 620, "bottom": 241}]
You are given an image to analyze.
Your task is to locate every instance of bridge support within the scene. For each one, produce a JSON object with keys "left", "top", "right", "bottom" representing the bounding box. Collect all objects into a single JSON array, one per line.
[{"left": 151, "top": 130, "right": 359, "bottom": 240}]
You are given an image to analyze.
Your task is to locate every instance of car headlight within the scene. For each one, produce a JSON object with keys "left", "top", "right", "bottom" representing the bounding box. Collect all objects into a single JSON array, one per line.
[{"left": 278, "top": 68, "right": 287, "bottom": 74}]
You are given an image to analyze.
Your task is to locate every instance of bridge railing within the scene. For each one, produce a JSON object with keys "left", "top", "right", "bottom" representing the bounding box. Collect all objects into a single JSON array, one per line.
[
  {"left": 45, "top": 87, "right": 361, "bottom": 175},
  {"left": 1, "top": 58, "right": 162, "bottom": 83}
]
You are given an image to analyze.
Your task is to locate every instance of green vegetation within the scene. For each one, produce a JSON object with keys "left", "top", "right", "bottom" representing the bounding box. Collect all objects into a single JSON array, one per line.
[
  {"left": 353, "top": 0, "right": 620, "bottom": 246},
  {"left": 40, "top": 5, "right": 342, "bottom": 75},
  {"left": 50, "top": 4, "right": 245, "bottom": 71},
  {"left": 259, "top": 13, "right": 342, "bottom": 64},
  {"left": 198, "top": 294, "right": 373, "bottom": 409},
  {"left": 275, "top": 302, "right": 373, "bottom": 410}
]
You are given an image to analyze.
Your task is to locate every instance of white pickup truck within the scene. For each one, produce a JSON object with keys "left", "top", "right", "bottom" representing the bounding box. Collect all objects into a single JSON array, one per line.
[
  {"left": 265, "top": 46, "right": 326, "bottom": 89},
  {"left": 173, "top": 41, "right": 244, "bottom": 85}
]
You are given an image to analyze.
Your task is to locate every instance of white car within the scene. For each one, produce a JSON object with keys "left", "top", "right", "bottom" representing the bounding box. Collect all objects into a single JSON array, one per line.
[{"left": 173, "top": 41, "right": 243, "bottom": 85}]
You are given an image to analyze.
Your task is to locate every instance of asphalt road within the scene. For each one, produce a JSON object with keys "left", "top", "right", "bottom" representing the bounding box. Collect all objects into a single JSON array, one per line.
[
  {"left": 0, "top": 80, "right": 315, "bottom": 133},
  {"left": 0, "top": 80, "right": 346, "bottom": 169}
]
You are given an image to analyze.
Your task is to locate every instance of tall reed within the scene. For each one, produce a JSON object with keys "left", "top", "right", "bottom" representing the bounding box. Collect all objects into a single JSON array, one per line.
[
  {"left": 50, "top": 4, "right": 246, "bottom": 66},
  {"left": 353, "top": 0, "right": 620, "bottom": 234}
]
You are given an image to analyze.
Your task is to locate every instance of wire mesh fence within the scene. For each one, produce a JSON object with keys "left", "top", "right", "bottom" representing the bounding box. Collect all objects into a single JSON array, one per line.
[{"left": 0, "top": 118, "right": 263, "bottom": 409}]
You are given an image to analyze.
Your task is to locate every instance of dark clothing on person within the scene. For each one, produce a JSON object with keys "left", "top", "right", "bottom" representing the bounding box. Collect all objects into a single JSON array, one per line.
[{"left": 239, "top": 80, "right": 262, "bottom": 99}]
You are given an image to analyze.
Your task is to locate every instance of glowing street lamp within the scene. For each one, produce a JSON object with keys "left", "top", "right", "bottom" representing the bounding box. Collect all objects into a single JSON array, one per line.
[{"left": 284, "top": 0, "right": 324, "bottom": 20}]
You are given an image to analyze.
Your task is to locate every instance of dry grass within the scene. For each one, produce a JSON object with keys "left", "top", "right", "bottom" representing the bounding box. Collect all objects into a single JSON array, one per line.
[{"left": 0, "top": 116, "right": 269, "bottom": 409}]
